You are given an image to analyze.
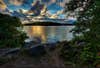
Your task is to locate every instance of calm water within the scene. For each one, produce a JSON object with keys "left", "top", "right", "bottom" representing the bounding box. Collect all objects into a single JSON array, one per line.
[{"left": 24, "top": 26, "right": 75, "bottom": 43}]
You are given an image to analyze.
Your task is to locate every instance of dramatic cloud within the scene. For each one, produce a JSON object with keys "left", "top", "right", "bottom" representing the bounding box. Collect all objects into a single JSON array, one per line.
[{"left": 0, "top": 0, "right": 69, "bottom": 19}]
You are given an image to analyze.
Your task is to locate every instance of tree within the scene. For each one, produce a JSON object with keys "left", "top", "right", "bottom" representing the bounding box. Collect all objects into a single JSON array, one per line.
[
  {"left": 64, "top": 0, "right": 94, "bottom": 18},
  {"left": 61, "top": 0, "right": 100, "bottom": 67},
  {"left": 0, "top": 13, "right": 26, "bottom": 48}
]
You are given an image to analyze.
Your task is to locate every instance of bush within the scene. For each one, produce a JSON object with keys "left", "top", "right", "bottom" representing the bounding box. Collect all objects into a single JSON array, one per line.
[
  {"left": 0, "top": 14, "right": 27, "bottom": 48},
  {"left": 60, "top": 0, "right": 100, "bottom": 68}
]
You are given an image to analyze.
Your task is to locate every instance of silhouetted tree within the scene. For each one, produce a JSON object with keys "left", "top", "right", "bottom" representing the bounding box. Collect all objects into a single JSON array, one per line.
[{"left": 0, "top": 14, "right": 26, "bottom": 48}]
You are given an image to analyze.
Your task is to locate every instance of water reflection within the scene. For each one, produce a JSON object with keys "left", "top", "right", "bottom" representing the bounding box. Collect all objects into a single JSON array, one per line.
[{"left": 24, "top": 26, "right": 75, "bottom": 43}]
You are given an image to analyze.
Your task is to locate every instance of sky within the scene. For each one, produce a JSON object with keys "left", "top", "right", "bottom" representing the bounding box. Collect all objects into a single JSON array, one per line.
[
  {"left": 0, "top": 0, "right": 65, "bottom": 14},
  {"left": 0, "top": 0, "right": 77, "bottom": 24}
]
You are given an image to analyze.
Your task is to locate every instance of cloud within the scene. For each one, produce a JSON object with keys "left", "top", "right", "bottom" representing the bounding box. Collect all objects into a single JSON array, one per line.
[
  {"left": 9, "top": 0, "right": 24, "bottom": 6},
  {"left": 0, "top": 0, "right": 67, "bottom": 19},
  {"left": 0, "top": 0, "right": 7, "bottom": 11}
]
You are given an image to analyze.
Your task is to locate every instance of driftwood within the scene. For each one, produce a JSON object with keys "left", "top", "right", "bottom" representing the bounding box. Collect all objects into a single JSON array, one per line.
[{"left": 0, "top": 48, "right": 20, "bottom": 57}]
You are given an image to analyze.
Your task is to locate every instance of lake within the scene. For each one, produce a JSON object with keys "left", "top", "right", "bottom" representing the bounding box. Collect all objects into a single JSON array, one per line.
[{"left": 24, "top": 26, "right": 75, "bottom": 43}]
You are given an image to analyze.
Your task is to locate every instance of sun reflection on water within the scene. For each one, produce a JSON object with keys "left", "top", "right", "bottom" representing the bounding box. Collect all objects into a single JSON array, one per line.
[{"left": 24, "top": 26, "right": 75, "bottom": 43}]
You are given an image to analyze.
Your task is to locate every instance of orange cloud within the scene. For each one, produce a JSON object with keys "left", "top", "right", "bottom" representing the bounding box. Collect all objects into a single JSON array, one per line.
[
  {"left": 9, "top": 0, "right": 24, "bottom": 6},
  {"left": 0, "top": 0, "right": 7, "bottom": 11}
]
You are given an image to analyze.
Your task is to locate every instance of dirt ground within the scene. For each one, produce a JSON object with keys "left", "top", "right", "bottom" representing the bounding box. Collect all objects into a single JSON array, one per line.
[{"left": 0, "top": 48, "right": 66, "bottom": 68}]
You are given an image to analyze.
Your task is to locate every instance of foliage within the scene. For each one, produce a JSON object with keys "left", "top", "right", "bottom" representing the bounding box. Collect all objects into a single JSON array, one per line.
[
  {"left": 61, "top": 0, "right": 100, "bottom": 67},
  {"left": 0, "top": 13, "right": 27, "bottom": 48},
  {"left": 74, "top": 0, "right": 100, "bottom": 65}
]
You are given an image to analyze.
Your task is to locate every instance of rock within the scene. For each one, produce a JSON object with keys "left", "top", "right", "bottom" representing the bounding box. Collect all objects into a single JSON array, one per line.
[{"left": 28, "top": 44, "right": 46, "bottom": 56}]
